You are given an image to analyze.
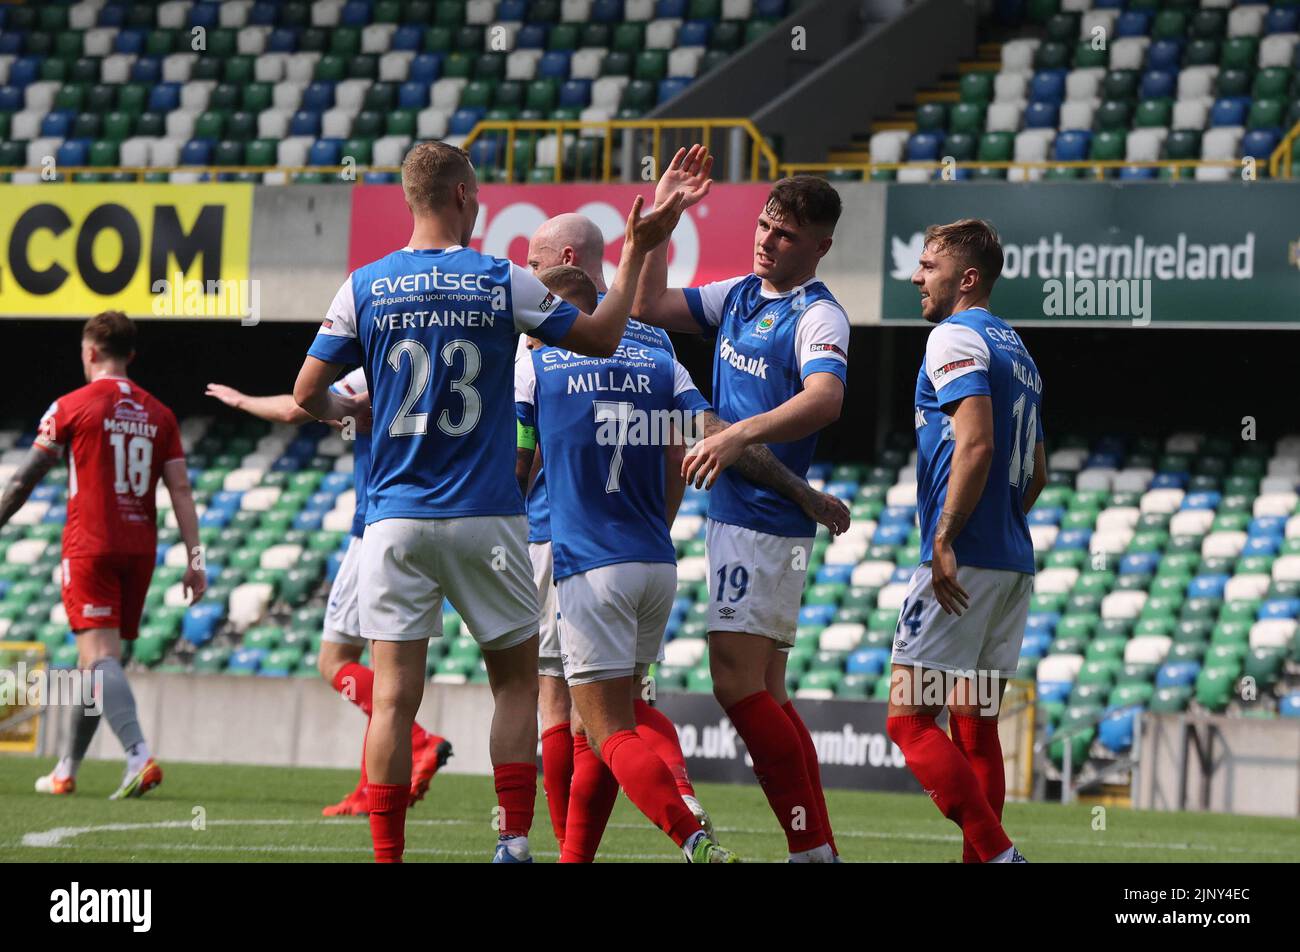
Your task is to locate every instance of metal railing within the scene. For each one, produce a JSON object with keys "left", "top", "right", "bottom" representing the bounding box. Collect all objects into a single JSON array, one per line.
[
  {"left": 780, "top": 158, "right": 1257, "bottom": 180},
  {"left": 1269, "top": 118, "right": 1300, "bottom": 179}
]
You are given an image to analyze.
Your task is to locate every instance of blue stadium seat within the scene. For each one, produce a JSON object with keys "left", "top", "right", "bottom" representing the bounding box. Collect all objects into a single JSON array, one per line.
[
  {"left": 657, "top": 0, "right": 688, "bottom": 18},
  {"left": 1120, "top": 552, "right": 1161, "bottom": 575},
  {"left": 0, "top": 34, "right": 19, "bottom": 56},
  {"left": 1211, "top": 98, "right": 1248, "bottom": 127},
  {"left": 1181, "top": 491, "right": 1221, "bottom": 510},
  {"left": 210, "top": 491, "right": 244, "bottom": 511},
  {"left": 1156, "top": 660, "right": 1199, "bottom": 689},
  {"left": 399, "top": 81, "right": 430, "bottom": 110},
  {"left": 1098, "top": 706, "right": 1140, "bottom": 752},
  {"left": 889, "top": 565, "right": 913, "bottom": 585},
  {"left": 228, "top": 647, "right": 266, "bottom": 674},
  {"left": 679, "top": 21, "right": 712, "bottom": 47},
  {"left": 293, "top": 510, "right": 325, "bottom": 532},
  {"left": 873, "top": 523, "right": 910, "bottom": 546},
  {"left": 499, "top": 0, "right": 528, "bottom": 19},
  {"left": 189, "top": 2, "right": 220, "bottom": 29},
  {"left": 1087, "top": 449, "right": 1123, "bottom": 468},
  {"left": 657, "top": 78, "right": 690, "bottom": 104},
  {"left": 539, "top": 51, "right": 572, "bottom": 79},
  {"left": 846, "top": 648, "right": 889, "bottom": 676},
  {"left": 99, "top": 4, "right": 127, "bottom": 26},
  {"left": 1139, "top": 70, "right": 1176, "bottom": 100},
  {"left": 130, "top": 57, "right": 162, "bottom": 85},
  {"left": 1116, "top": 11, "right": 1151, "bottom": 37},
  {"left": 200, "top": 508, "right": 233, "bottom": 529},
  {"left": 1243, "top": 535, "right": 1281, "bottom": 556},
  {"left": 409, "top": 53, "right": 442, "bottom": 84},
  {"left": 183, "top": 603, "right": 225, "bottom": 646},
  {"left": 592, "top": 0, "right": 624, "bottom": 23},
  {"left": 8, "top": 57, "right": 39, "bottom": 86},
  {"left": 42, "top": 503, "right": 68, "bottom": 524},
  {"left": 798, "top": 604, "right": 836, "bottom": 627},
  {"left": 309, "top": 138, "right": 342, "bottom": 165},
  {"left": 290, "top": 110, "right": 323, "bottom": 137},
  {"left": 0, "top": 86, "right": 21, "bottom": 112},
  {"left": 1243, "top": 129, "right": 1280, "bottom": 159},
  {"left": 1266, "top": 9, "right": 1299, "bottom": 34},
  {"left": 250, "top": 2, "right": 277, "bottom": 26},
  {"left": 341, "top": 1, "right": 372, "bottom": 27},
  {"left": 1258, "top": 598, "right": 1300, "bottom": 620},
  {"left": 815, "top": 564, "right": 854, "bottom": 585},
  {"left": 1248, "top": 515, "right": 1285, "bottom": 537},
  {"left": 41, "top": 111, "right": 74, "bottom": 138},
  {"left": 449, "top": 107, "right": 486, "bottom": 135},
  {"left": 392, "top": 26, "right": 423, "bottom": 51},
  {"left": 756, "top": 0, "right": 788, "bottom": 16},
  {"left": 1056, "top": 528, "right": 1091, "bottom": 550},
  {"left": 149, "top": 84, "right": 182, "bottom": 114},
  {"left": 1020, "top": 631, "right": 1052, "bottom": 659},
  {"left": 269, "top": 28, "right": 299, "bottom": 53},
  {"left": 303, "top": 82, "right": 336, "bottom": 112},
  {"left": 879, "top": 504, "right": 915, "bottom": 526},
  {"left": 1281, "top": 692, "right": 1300, "bottom": 719},
  {"left": 1028, "top": 506, "right": 1063, "bottom": 525},
  {"left": 181, "top": 140, "right": 213, "bottom": 165},
  {"left": 1145, "top": 39, "right": 1183, "bottom": 72},
  {"left": 1037, "top": 681, "right": 1072, "bottom": 704},
  {"left": 1026, "top": 611, "right": 1060, "bottom": 634},
  {"left": 469, "top": 138, "right": 501, "bottom": 168},
  {"left": 1150, "top": 472, "right": 1188, "bottom": 489},
  {"left": 326, "top": 548, "right": 347, "bottom": 582},
  {"left": 559, "top": 79, "right": 592, "bottom": 108},
  {"left": 517, "top": 24, "right": 548, "bottom": 49},
  {"left": 905, "top": 131, "right": 943, "bottom": 161},
  {"left": 114, "top": 29, "right": 146, "bottom": 55},
  {"left": 321, "top": 472, "right": 353, "bottom": 494},
  {"left": 1053, "top": 130, "right": 1090, "bottom": 160},
  {"left": 1030, "top": 70, "right": 1066, "bottom": 103},
  {"left": 1187, "top": 575, "right": 1228, "bottom": 599},
  {"left": 1024, "top": 101, "right": 1060, "bottom": 128}
]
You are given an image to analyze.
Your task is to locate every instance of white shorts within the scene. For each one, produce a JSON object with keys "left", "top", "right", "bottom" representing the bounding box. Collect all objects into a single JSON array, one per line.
[
  {"left": 530, "top": 541, "right": 564, "bottom": 679},
  {"left": 556, "top": 561, "right": 676, "bottom": 686},
  {"left": 322, "top": 535, "right": 365, "bottom": 647},
  {"left": 704, "top": 519, "right": 814, "bottom": 646},
  {"left": 889, "top": 563, "right": 1033, "bottom": 680},
  {"left": 358, "top": 515, "right": 539, "bottom": 650}
]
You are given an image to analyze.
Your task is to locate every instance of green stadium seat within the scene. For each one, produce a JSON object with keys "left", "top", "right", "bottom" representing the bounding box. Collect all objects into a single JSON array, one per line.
[{"left": 959, "top": 72, "right": 993, "bottom": 104}]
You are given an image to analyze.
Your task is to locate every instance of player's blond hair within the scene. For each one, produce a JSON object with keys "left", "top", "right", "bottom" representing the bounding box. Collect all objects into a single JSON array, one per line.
[
  {"left": 82, "top": 310, "right": 136, "bottom": 359},
  {"left": 401, "top": 141, "right": 474, "bottom": 216},
  {"left": 924, "top": 219, "right": 1004, "bottom": 291},
  {"left": 537, "top": 265, "right": 599, "bottom": 314}
]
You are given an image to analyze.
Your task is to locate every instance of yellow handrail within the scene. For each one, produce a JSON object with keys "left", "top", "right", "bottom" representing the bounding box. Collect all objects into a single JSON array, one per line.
[
  {"left": 1269, "top": 118, "right": 1300, "bottom": 179},
  {"left": 780, "top": 158, "right": 1258, "bottom": 181}
]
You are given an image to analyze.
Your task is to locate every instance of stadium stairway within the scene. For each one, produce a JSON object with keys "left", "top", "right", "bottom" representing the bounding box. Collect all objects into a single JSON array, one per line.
[
  {"left": 4, "top": 415, "right": 1300, "bottom": 787},
  {"left": 802, "top": 0, "right": 1300, "bottom": 182}
]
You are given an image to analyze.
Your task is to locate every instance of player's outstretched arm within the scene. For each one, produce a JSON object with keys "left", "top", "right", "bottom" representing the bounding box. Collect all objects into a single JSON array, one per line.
[
  {"left": 1022, "top": 442, "right": 1048, "bottom": 514},
  {"left": 205, "top": 384, "right": 314, "bottom": 425},
  {"left": 162, "top": 459, "right": 207, "bottom": 605},
  {"left": 556, "top": 193, "right": 687, "bottom": 356},
  {"left": 632, "top": 145, "right": 714, "bottom": 334},
  {"left": 687, "top": 410, "right": 850, "bottom": 536},
  {"left": 292, "top": 356, "right": 370, "bottom": 427},
  {"left": 681, "top": 372, "right": 845, "bottom": 481},
  {"left": 932, "top": 394, "right": 996, "bottom": 616},
  {"left": 0, "top": 446, "right": 57, "bottom": 529}
]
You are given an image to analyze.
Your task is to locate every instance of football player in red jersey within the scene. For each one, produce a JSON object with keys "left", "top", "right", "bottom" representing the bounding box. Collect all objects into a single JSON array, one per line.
[{"left": 0, "top": 311, "right": 205, "bottom": 799}]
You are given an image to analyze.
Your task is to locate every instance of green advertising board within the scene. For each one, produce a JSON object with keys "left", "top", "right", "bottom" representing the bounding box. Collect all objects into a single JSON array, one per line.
[{"left": 881, "top": 182, "right": 1300, "bottom": 328}]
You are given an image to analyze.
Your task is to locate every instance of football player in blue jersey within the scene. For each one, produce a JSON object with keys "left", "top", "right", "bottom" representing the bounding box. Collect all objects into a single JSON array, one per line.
[
  {"left": 634, "top": 147, "right": 850, "bottom": 862},
  {"left": 520, "top": 218, "right": 708, "bottom": 852},
  {"left": 204, "top": 377, "right": 452, "bottom": 817},
  {"left": 517, "top": 266, "right": 848, "bottom": 863},
  {"left": 290, "top": 141, "right": 689, "bottom": 863},
  {"left": 888, "top": 218, "right": 1046, "bottom": 864}
]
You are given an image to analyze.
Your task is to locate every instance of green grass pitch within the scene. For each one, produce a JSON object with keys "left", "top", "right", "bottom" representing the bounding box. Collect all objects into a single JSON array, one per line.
[{"left": 2, "top": 757, "right": 1297, "bottom": 862}]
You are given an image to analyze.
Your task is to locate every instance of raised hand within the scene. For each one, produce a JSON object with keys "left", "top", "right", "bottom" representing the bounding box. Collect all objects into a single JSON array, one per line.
[
  {"left": 655, "top": 144, "right": 714, "bottom": 209},
  {"left": 204, "top": 383, "right": 246, "bottom": 410},
  {"left": 624, "top": 191, "right": 687, "bottom": 256}
]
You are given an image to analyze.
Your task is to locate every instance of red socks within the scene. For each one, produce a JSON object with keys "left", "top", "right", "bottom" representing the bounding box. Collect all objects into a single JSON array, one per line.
[
  {"left": 493, "top": 763, "right": 537, "bottom": 840},
  {"left": 367, "top": 782, "right": 407, "bottom": 862},
  {"left": 332, "top": 662, "right": 374, "bottom": 716},
  {"left": 887, "top": 714, "right": 1011, "bottom": 862},
  {"left": 559, "top": 732, "right": 620, "bottom": 862},
  {"left": 782, "top": 700, "right": 837, "bottom": 857},
  {"left": 726, "top": 691, "right": 826, "bottom": 853},
  {"left": 633, "top": 699, "right": 695, "bottom": 798},
  {"left": 540, "top": 722, "right": 575, "bottom": 848},
  {"left": 601, "top": 729, "right": 702, "bottom": 848},
  {"left": 949, "top": 713, "right": 1006, "bottom": 864}
]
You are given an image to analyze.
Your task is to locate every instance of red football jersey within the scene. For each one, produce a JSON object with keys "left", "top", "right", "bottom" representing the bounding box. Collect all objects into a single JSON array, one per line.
[{"left": 34, "top": 376, "right": 184, "bottom": 558}]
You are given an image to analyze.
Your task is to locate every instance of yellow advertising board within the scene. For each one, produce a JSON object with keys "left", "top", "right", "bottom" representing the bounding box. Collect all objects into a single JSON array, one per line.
[{"left": 0, "top": 184, "right": 253, "bottom": 319}]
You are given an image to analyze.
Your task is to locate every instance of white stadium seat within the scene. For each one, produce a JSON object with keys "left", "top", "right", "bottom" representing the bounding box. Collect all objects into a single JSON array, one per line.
[
  {"left": 221, "top": 0, "right": 253, "bottom": 27},
  {"left": 323, "top": 509, "right": 354, "bottom": 533},
  {"left": 1101, "top": 590, "right": 1147, "bottom": 620},
  {"left": 1124, "top": 635, "right": 1172, "bottom": 666},
  {"left": 5, "top": 538, "right": 48, "bottom": 565},
  {"left": 467, "top": 0, "right": 497, "bottom": 25},
  {"left": 1228, "top": 5, "right": 1266, "bottom": 37},
  {"left": 312, "top": 0, "right": 344, "bottom": 28},
  {"left": 986, "top": 101, "right": 1024, "bottom": 133},
  {"left": 1091, "top": 527, "right": 1133, "bottom": 555},
  {"left": 1126, "top": 128, "right": 1167, "bottom": 162},
  {"left": 570, "top": 48, "right": 606, "bottom": 80},
  {"left": 1259, "top": 34, "right": 1299, "bottom": 69},
  {"left": 228, "top": 583, "right": 275, "bottom": 632},
  {"left": 260, "top": 544, "right": 305, "bottom": 572},
  {"left": 506, "top": 50, "right": 543, "bottom": 81},
  {"left": 237, "top": 25, "right": 270, "bottom": 56},
  {"left": 1172, "top": 98, "right": 1210, "bottom": 131},
  {"left": 1037, "top": 653, "right": 1084, "bottom": 684},
  {"left": 823, "top": 539, "right": 869, "bottom": 566},
  {"left": 1139, "top": 489, "right": 1184, "bottom": 515},
  {"left": 1270, "top": 555, "right": 1300, "bottom": 583},
  {"left": 592, "top": 77, "right": 628, "bottom": 109},
  {"left": 868, "top": 130, "right": 910, "bottom": 164},
  {"left": 1000, "top": 39, "right": 1038, "bottom": 74},
  {"left": 1060, "top": 100, "right": 1097, "bottom": 131},
  {"left": 646, "top": 19, "right": 681, "bottom": 50},
  {"left": 285, "top": 52, "right": 322, "bottom": 83},
  {"left": 417, "top": 109, "right": 450, "bottom": 140},
  {"left": 1200, "top": 531, "right": 1247, "bottom": 559},
  {"left": 885, "top": 483, "right": 917, "bottom": 507},
  {"left": 1064, "top": 68, "right": 1103, "bottom": 102},
  {"left": 676, "top": 555, "right": 708, "bottom": 583},
  {"left": 851, "top": 560, "right": 896, "bottom": 589},
  {"left": 379, "top": 51, "right": 415, "bottom": 83},
  {"left": 1224, "top": 574, "right": 1270, "bottom": 603},
  {"left": 1254, "top": 492, "right": 1299, "bottom": 518},
  {"left": 1075, "top": 468, "right": 1115, "bottom": 492},
  {"left": 1113, "top": 468, "right": 1154, "bottom": 493},
  {"left": 627, "top": 0, "right": 656, "bottom": 20},
  {"left": 1250, "top": 619, "right": 1296, "bottom": 651},
  {"left": 819, "top": 624, "right": 865, "bottom": 653},
  {"left": 1035, "top": 567, "right": 1079, "bottom": 595},
  {"left": 1109, "top": 37, "right": 1149, "bottom": 71},
  {"left": 1095, "top": 507, "right": 1139, "bottom": 533},
  {"left": 1169, "top": 509, "right": 1214, "bottom": 538},
  {"left": 876, "top": 583, "right": 909, "bottom": 612},
  {"left": 994, "top": 72, "right": 1028, "bottom": 103},
  {"left": 1030, "top": 524, "right": 1059, "bottom": 552},
  {"left": 663, "top": 638, "right": 705, "bottom": 668}
]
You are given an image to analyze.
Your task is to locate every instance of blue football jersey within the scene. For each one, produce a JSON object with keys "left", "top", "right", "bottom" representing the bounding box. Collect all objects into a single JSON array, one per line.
[
  {"left": 683, "top": 274, "right": 849, "bottom": 538},
  {"left": 522, "top": 309, "right": 676, "bottom": 545},
  {"left": 515, "top": 331, "right": 710, "bottom": 580},
  {"left": 328, "top": 368, "right": 369, "bottom": 538},
  {"left": 914, "top": 308, "right": 1044, "bottom": 575},
  {"left": 307, "top": 246, "right": 578, "bottom": 522}
]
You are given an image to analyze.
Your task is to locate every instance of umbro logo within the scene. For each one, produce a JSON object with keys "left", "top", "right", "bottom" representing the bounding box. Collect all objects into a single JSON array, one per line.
[
  {"left": 718, "top": 607, "right": 736, "bottom": 618},
  {"left": 894, "top": 640, "right": 907, "bottom": 650}
]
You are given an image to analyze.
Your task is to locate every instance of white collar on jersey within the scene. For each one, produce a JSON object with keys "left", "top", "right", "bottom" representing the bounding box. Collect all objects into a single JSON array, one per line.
[
  {"left": 401, "top": 245, "right": 463, "bottom": 253},
  {"left": 757, "top": 275, "right": 819, "bottom": 300}
]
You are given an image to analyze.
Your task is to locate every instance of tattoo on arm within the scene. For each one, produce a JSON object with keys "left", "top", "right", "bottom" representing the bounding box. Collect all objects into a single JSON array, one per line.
[
  {"left": 935, "top": 509, "right": 970, "bottom": 547},
  {"left": 699, "top": 411, "right": 810, "bottom": 504},
  {"left": 0, "top": 448, "right": 57, "bottom": 527}
]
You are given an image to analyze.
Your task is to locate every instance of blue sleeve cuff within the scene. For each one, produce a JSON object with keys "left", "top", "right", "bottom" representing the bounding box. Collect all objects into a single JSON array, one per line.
[
  {"left": 801, "top": 358, "right": 847, "bottom": 385},
  {"left": 515, "top": 400, "right": 536, "bottom": 428},
  {"left": 936, "top": 371, "right": 990, "bottom": 409},
  {"left": 532, "top": 301, "right": 579, "bottom": 346},
  {"left": 682, "top": 288, "right": 715, "bottom": 336},
  {"left": 307, "top": 333, "right": 363, "bottom": 366},
  {"left": 676, "top": 390, "right": 712, "bottom": 417}
]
